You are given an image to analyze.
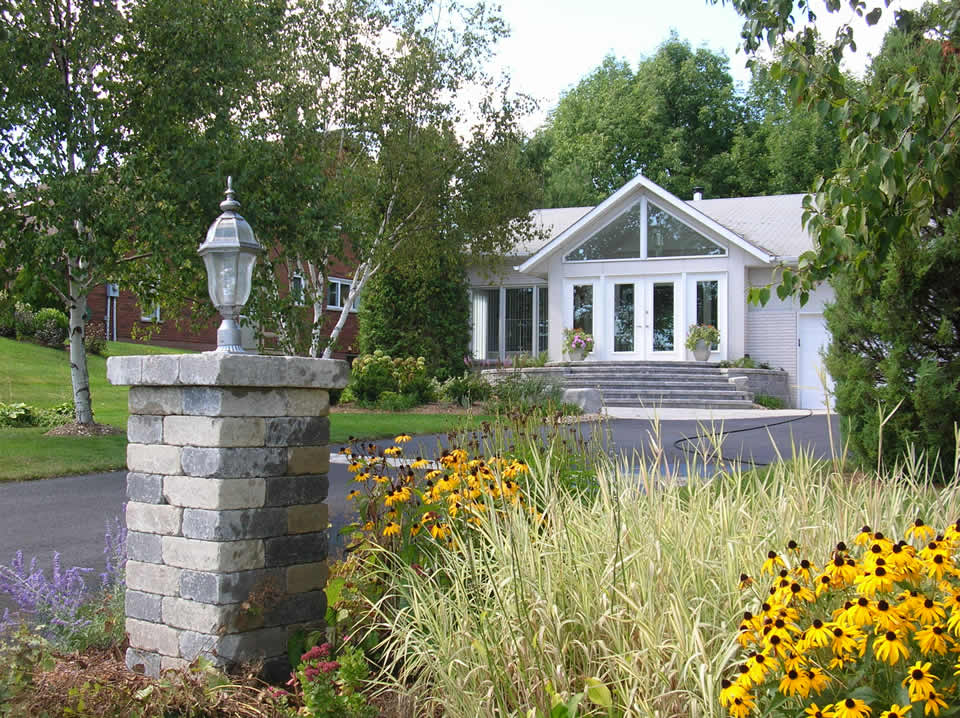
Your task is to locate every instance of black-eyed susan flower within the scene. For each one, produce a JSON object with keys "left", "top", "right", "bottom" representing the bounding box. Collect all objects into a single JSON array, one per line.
[
  {"left": 873, "top": 630, "right": 909, "bottom": 666},
  {"left": 854, "top": 525, "right": 873, "bottom": 546},
  {"left": 915, "top": 624, "right": 951, "bottom": 656},
  {"left": 913, "top": 597, "right": 947, "bottom": 626},
  {"left": 383, "top": 445, "right": 403, "bottom": 457},
  {"left": 841, "top": 597, "right": 874, "bottom": 627},
  {"left": 739, "top": 573, "right": 754, "bottom": 590},
  {"left": 855, "top": 566, "right": 894, "bottom": 597},
  {"left": 872, "top": 599, "right": 907, "bottom": 632},
  {"left": 807, "top": 668, "right": 830, "bottom": 695},
  {"left": 830, "top": 625, "right": 862, "bottom": 657},
  {"left": 806, "top": 702, "right": 834, "bottom": 718},
  {"left": 903, "top": 661, "right": 938, "bottom": 702},
  {"left": 907, "top": 518, "right": 936, "bottom": 543},
  {"left": 832, "top": 697, "right": 871, "bottom": 718},
  {"left": 793, "top": 559, "right": 816, "bottom": 584},
  {"left": 744, "top": 652, "right": 777, "bottom": 684},
  {"left": 411, "top": 457, "right": 429, "bottom": 469},
  {"left": 382, "top": 521, "right": 401, "bottom": 537},
  {"left": 924, "top": 551, "right": 953, "bottom": 581},
  {"left": 762, "top": 550, "right": 786, "bottom": 576},
  {"left": 728, "top": 693, "right": 756, "bottom": 718},
  {"left": 394, "top": 434, "right": 412, "bottom": 444},
  {"left": 879, "top": 705, "right": 910, "bottom": 718},
  {"left": 804, "top": 618, "right": 833, "bottom": 648},
  {"left": 719, "top": 679, "right": 745, "bottom": 708},
  {"left": 347, "top": 461, "right": 364, "bottom": 473},
  {"left": 778, "top": 668, "right": 811, "bottom": 698},
  {"left": 347, "top": 489, "right": 360, "bottom": 500},
  {"left": 924, "top": 690, "right": 949, "bottom": 716}
]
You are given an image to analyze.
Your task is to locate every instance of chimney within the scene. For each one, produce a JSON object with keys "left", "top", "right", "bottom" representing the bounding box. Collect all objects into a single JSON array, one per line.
[{"left": 692, "top": 186, "right": 704, "bottom": 202}]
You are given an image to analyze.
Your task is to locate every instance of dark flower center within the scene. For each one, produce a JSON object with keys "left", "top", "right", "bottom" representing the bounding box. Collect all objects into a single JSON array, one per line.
[
  {"left": 925, "top": 599, "right": 935, "bottom": 608},
  {"left": 913, "top": 669, "right": 925, "bottom": 680},
  {"left": 813, "top": 619, "right": 823, "bottom": 628},
  {"left": 885, "top": 631, "right": 896, "bottom": 641},
  {"left": 858, "top": 597, "right": 869, "bottom": 607},
  {"left": 845, "top": 698, "right": 856, "bottom": 708},
  {"left": 768, "top": 550, "right": 777, "bottom": 559},
  {"left": 788, "top": 669, "right": 798, "bottom": 679}
]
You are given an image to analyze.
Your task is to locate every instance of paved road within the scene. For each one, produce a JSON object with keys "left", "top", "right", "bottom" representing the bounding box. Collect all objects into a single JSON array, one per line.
[{"left": 0, "top": 413, "right": 840, "bottom": 616}]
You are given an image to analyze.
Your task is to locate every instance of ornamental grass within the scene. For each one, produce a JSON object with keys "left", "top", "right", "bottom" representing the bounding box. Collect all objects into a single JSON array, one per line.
[{"left": 351, "top": 425, "right": 960, "bottom": 717}]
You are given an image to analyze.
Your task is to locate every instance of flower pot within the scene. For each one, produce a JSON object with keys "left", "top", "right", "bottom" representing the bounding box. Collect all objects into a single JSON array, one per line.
[
  {"left": 568, "top": 348, "right": 586, "bottom": 362},
  {"left": 693, "top": 339, "right": 711, "bottom": 362}
]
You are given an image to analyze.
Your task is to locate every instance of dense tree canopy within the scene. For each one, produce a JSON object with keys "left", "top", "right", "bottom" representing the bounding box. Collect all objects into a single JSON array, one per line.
[{"left": 0, "top": 0, "right": 284, "bottom": 422}]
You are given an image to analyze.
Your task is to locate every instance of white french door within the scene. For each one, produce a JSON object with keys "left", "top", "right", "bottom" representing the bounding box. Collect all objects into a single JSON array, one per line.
[{"left": 609, "top": 277, "right": 680, "bottom": 360}]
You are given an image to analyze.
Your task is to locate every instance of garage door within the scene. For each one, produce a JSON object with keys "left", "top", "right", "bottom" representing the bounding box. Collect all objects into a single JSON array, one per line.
[{"left": 797, "top": 313, "right": 833, "bottom": 410}]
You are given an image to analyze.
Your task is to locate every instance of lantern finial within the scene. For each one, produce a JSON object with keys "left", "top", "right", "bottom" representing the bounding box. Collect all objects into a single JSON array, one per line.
[{"left": 220, "top": 176, "right": 241, "bottom": 213}]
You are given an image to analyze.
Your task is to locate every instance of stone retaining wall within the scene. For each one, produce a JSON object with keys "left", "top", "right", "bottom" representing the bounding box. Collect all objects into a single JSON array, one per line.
[
  {"left": 107, "top": 354, "right": 348, "bottom": 678},
  {"left": 719, "top": 367, "right": 791, "bottom": 407}
]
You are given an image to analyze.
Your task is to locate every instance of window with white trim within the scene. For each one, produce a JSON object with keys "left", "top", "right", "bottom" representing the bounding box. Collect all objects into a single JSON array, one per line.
[
  {"left": 327, "top": 278, "right": 358, "bottom": 311},
  {"left": 290, "top": 274, "right": 305, "bottom": 306}
]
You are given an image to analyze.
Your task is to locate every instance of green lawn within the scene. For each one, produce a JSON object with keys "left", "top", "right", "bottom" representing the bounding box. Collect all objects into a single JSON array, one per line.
[{"left": 0, "top": 337, "right": 490, "bottom": 481}]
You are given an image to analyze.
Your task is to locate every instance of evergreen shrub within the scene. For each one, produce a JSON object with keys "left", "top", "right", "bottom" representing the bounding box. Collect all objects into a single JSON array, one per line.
[{"left": 357, "top": 252, "right": 470, "bottom": 380}]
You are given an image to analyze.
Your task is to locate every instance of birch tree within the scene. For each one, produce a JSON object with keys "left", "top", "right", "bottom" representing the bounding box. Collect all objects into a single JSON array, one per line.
[
  {"left": 0, "top": 0, "right": 284, "bottom": 423},
  {"left": 241, "top": 0, "right": 540, "bottom": 358}
]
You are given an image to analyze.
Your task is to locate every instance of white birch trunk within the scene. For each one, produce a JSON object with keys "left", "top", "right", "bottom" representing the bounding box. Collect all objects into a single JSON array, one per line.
[{"left": 67, "top": 260, "right": 94, "bottom": 424}]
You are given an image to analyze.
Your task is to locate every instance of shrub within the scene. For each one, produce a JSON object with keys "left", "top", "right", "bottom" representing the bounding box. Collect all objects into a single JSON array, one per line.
[
  {"left": 13, "top": 301, "right": 35, "bottom": 339},
  {"left": 83, "top": 320, "right": 107, "bottom": 356},
  {"left": 348, "top": 351, "right": 432, "bottom": 406},
  {"left": 288, "top": 640, "right": 376, "bottom": 718},
  {"left": 0, "top": 401, "right": 74, "bottom": 428},
  {"left": 33, "top": 308, "right": 68, "bottom": 348},
  {"left": 357, "top": 251, "right": 470, "bottom": 380},
  {"left": 374, "top": 390, "right": 419, "bottom": 412},
  {"left": 753, "top": 393, "right": 785, "bottom": 409},
  {"left": 484, "top": 373, "right": 566, "bottom": 414},
  {"left": 439, "top": 372, "right": 492, "bottom": 407}
]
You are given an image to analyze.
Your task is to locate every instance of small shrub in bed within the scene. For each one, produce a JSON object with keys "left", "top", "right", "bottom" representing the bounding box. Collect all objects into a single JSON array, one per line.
[{"left": 33, "top": 308, "right": 68, "bottom": 347}]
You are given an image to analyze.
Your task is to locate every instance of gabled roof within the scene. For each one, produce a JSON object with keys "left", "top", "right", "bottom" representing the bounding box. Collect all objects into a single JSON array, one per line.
[
  {"left": 516, "top": 175, "right": 804, "bottom": 274},
  {"left": 508, "top": 207, "right": 593, "bottom": 257}
]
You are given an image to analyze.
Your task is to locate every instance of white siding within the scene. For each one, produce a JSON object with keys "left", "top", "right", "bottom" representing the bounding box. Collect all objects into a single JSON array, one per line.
[{"left": 745, "top": 312, "right": 798, "bottom": 406}]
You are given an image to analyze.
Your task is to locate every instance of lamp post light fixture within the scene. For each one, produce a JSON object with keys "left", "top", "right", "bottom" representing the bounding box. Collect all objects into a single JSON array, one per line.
[{"left": 198, "top": 177, "right": 262, "bottom": 353}]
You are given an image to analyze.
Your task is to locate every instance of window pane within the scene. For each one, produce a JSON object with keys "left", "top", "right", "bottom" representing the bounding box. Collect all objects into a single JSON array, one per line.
[
  {"left": 652, "top": 282, "right": 674, "bottom": 351},
  {"left": 614, "top": 283, "right": 634, "bottom": 352},
  {"left": 648, "top": 204, "right": 725, "bottom": 257},
  {"left": 696, "top": 280, "right": 719, "bottom": 349},
  {"left": 505, "top": 287, "right": 533, "bottom": 353},
  {"left": 328, "top": 281, "right": 339, "bottom": 307},
  {"left": 291, "top": 276, "right": 304, "bottom": 304},
  {"left": 565, "top": 199, "right": 643, "bottom": 261},
  {"left": 485, "top": 289, "right": 500, "bottom": 357},
  {"left": 340, "top": 282, "right": 351, "bottom": 308},
  {"left": 573, "top": 285, "right": 593, "bottom": 335},
  {"left": 537, "top": 287, "right": 549, "bottom": 354}
]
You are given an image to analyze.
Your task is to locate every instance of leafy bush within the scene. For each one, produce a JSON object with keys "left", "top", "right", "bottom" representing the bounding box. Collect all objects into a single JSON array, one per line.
[
  {"left": 348, "top": 351, "right": 432, "bottom": 406},
  {"left": 718, "top": 356, "right": 772, "bottom": 370},
  {"left": 357, "top": 251, "right": 470, "bottom": 380},
  {"left": 13, "top": 301, "right": 35, "bottom": 339},
  {"left": 484, "top": 373, "right": 566, "bottom": 414},
  {"left": 0, "top": 401, "right": 74, "bottom": 428},
  {"left": 753, "top": 393, "right": 785, "bottom": 409},
  {"left": 33, "top": 308, "right": 68, "bottom": 348},
  {"left": 288, "top": 641, "right": 376, "bottom": 718},
  {"left": 375, "top": 390, "right": 419, "bottom": 412},
  {"left": 439, "top": 372, "right": 492, "bottom": 407},
  {"left": 83, "top": 320, "right": 107, "bottom": 356}
]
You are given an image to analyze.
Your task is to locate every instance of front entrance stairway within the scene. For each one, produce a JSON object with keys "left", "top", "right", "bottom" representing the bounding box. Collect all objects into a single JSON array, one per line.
[{"left": 534, "top": 361, "right": 756, "bottom": 409}]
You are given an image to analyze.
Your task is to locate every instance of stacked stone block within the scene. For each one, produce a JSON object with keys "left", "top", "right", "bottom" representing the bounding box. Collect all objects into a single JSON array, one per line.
[{"left": 107, "top": 354, "right": 348, "bottom": 677}]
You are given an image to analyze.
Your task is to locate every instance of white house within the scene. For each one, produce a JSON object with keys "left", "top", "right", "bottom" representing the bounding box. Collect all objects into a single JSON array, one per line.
[{"left": 467, "top": 174, "right": 835, "bottom": 410}]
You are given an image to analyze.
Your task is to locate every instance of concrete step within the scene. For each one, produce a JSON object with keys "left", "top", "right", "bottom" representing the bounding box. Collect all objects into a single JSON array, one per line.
[{"left": 564, "top": 379, "right": 734, "bottom": 390}]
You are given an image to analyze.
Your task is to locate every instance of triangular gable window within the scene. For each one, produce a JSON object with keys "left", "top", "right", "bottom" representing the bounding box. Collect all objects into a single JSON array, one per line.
[
  {"left": 564, "top": 197, "right": 725, "bottom": 261},
  {"left": 647, "top": 204, "right": 724, "bottom": 257},
  {"left": 564, "top": 199, "right": 643, "bottom": 261}
]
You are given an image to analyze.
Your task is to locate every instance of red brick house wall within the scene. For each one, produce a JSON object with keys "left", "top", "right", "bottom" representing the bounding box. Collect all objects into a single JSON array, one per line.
[{"left": 86, "top": 257, "right": 361, "bottom": 358}]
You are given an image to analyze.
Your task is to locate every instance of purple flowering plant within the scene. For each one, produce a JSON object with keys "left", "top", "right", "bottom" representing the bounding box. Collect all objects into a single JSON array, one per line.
[
  {"left": 563, "top": 327, "right": 594, "bottom": 354},
  {"left": 288, "top": 639, "right": 376, "bottom": 718},
  {"left": 0, "top": 513, "right": 126, "bottom": 645}
]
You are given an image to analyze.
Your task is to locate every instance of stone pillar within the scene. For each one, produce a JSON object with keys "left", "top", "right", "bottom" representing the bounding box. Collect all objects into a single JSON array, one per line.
[{"left": 106, "top": 353, "right": 348, "bottom": 677}]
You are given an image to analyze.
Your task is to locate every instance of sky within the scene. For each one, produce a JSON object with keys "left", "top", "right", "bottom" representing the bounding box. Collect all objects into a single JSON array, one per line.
[{"left": 491, "top": 0, "right": 924, "bottom": 132}]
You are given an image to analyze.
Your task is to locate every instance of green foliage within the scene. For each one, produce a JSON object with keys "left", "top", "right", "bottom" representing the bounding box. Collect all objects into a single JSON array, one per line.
[
  {"left": 12, "top": 302, "right": 35, "bottom": 340},
  {"left": 348, "top": 352, "right": 432, "bottom": 406},
  {"left": 0, "top": 293, "right": 13, "bottom": 339},
  {"left": 83, "top": 321, "right": 107, "bottom": 357},
  {"left": 289, "top": 641, "right": 376, "bottom": 718},
  {"left": 358, "top": 252, "right": 470, "bottom": 380},
  {"left": 717, "top": 356, "right": 772, "bottom": 370},
  {"left": 0, "top": 401, "right": 75, "bottom": 429},
  {"left": 438, "top": 373, "right": 493, "bottom": 407},
  {"left": 33, "top": 309, "right": 68, "bottom": 348},
  {"left": 752, "top": 394, "right": 785, "bottom": 409},
  {"left": 484, "top": 374, "right": 569, "bottom": 415},
  {"left": 684, "top": 324, "right": 720, "bottom": 352}
]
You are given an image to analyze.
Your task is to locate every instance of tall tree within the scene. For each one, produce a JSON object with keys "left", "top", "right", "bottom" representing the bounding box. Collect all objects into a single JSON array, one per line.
[
  {"left": 0, "top": 0, "right": 284, "bottom": 423},
  {"left": 534, "top": 36, "right": 745, "bottom": 206},
  {"left": 718, "top": 0, "right": 960, "bottom": 472},
  {"left": 239, "top": 0, "right": 541, "bottom": 358}
]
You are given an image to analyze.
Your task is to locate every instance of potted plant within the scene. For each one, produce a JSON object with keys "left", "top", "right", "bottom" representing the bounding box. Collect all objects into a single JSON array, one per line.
[
  {"left": 685, "top": 324, "right": 719, "bottom": 361},
  {"left": 563, "top": 328, "right": 594, "bottom": 361}
]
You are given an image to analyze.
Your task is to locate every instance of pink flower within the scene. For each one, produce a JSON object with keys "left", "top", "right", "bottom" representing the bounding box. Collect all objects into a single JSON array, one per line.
[
  {"left": 319, "top": 660, "right": 341, "bottom": 674},
  {"left": 304, "top": 666, "right": 320, "bottom": 681}
]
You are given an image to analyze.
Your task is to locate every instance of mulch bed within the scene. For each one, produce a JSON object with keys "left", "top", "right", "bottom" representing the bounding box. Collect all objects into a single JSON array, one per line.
[{"left": 44, "top": 422, "right": 125, "bottom": 437}]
